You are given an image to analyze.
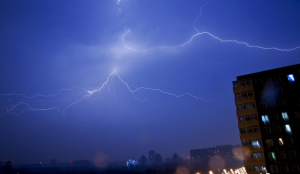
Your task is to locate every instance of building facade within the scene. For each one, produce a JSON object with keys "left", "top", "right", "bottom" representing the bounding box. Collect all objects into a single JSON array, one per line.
[{"left": 233, "top": 64, "right": 300, "bottom": 174}]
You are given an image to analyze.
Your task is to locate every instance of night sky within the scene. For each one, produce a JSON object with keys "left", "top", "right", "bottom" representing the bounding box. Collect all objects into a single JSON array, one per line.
[{"left": 0, "top": 0, "right": 300, "bottom": 164}]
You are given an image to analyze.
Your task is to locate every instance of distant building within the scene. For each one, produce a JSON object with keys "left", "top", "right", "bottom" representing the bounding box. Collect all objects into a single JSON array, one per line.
[
  {"left": 72, "top": 160, "right": 91, "bottom": 167},
  {"left": 173, "top": 153, "right": 180, "bottom": 163},
  {"left": 50, "top": 159, "right": 59, "bottom": 167},
  {"left": 233, "top": 64, "right": 300, "bottom": 174},
  {"left": 126, "top": 159, "right": 138, "bottom": 169},
  {"left": 148, "top": 149, "right": 156, "bottom": 164},
  {"left": 190, "top": 145, "right": 240, "bottom": 162},
  {"left": 155, "top": 153, "right": 162, "bottom": 165},
  {"left": 140, "top": 155, "right": 147, "bottom": 166},
  {"left": 165, "top": 158, "right": 173, "bottom": 163}
]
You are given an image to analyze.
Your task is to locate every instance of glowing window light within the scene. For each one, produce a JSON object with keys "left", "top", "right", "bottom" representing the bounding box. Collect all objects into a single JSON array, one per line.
[
  {"left": 261, "top": 115, "right": 270, "bottom": 124},
  {"left": 285, "top": 124, "right": 292, "bottom": 134},
  {"left": 287, "top": 74, "right": 295, "bottom": 82},
  {"left": 278, "top": 138, "right": 284, "bottom": 146},
  {"left": 282, "top": 112, "right": 289, "bottom": 121},
  {"left": 251, "top": 140, "right": 260, "bottom": 148}
]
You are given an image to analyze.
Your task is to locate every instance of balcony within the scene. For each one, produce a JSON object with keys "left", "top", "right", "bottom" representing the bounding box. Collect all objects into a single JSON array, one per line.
[
  {"left": 243, "top": 158, "right": 266, "bottom": 165},
  {"left": 235, "top": 95, "right": 256, "bottom": 105},
  {"left": 238, "top": 120, "right": 260, "bottom": 128},
  {"left": 233, "top": 84, "right": 254, "bottom": 93},
  {"left": 237, "top": 108, "right": 258, "bottom": 116},
  {"left": 240, "top": 132, "right": 262, "bottom": 139}
]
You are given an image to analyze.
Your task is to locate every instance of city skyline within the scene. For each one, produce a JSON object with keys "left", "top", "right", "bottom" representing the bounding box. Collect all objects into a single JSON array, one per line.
[{"left": 1, "top": 0, "right": 300, "bottom": 164}]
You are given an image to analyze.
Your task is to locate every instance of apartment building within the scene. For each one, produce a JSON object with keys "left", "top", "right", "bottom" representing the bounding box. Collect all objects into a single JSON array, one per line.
[{"left": 233, "top": 64, "right": 300, "bottom": 174}]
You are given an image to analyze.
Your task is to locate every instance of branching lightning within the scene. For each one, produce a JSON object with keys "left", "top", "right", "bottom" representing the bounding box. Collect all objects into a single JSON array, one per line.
[
  {"left": 0, "top": 71, "right": 207, "bottom": 117},
  {"left": 121, "top": 0, "right": 300, "bottom": 52}
]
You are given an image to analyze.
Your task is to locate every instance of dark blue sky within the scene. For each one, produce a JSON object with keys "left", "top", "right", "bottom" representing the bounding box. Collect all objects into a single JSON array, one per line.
[{"left": 0, "top": 0, "right": 300, "bottom": 164}]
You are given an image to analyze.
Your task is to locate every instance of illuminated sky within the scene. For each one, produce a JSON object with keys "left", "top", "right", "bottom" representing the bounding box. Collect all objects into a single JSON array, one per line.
[{"left": 0, "top": 0, "right": 300, "bottom": 164}]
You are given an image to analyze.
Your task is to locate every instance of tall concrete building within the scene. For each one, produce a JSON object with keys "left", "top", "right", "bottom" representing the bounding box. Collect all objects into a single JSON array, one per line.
[{"left": 233, "top": 64, "right": 300, "bottom": 174}]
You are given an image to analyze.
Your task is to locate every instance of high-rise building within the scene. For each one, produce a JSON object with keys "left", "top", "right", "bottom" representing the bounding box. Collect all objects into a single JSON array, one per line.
[
  {"left": 233, "top": 64, "right": 300, "bottom": 174},
  {"left": 148, "top": 149, "right": 156, "bottom": 164}
]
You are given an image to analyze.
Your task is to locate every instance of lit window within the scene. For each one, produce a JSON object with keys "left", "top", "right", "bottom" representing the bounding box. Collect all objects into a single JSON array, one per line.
[
  {"left": 251, "top": 140, "right": 261, "bottom": 149},
  {"left": 285, "top": 124, "right": 292, "bottom": 134},
  {"left": 261, "top": 115, "right": 270, "bottom": 124},
  {"left": 282, "top": 112, "right": 289, "bottom": 121},
  {"left": 278, "top": 138, "right": 284, "bottom": 146},
  {"left": 268, "top": 152, "right": 276, "bottom": 162},
  {"left": 288, "top": 74, "right": 295, "bottom": 82}
]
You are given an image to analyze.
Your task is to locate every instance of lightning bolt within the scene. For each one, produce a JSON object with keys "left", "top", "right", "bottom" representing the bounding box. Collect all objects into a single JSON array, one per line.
[
  {"left": 0, "top": 71, "right": 208, "bottom": 117},
  {"left": 121, "top": 0, "right": 300, "bottom": 52}
]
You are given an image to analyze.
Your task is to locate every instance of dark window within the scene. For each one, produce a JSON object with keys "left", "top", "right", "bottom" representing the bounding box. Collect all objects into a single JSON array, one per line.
[
  {"left": 239, "top": 117, "right": 244, "bottom": 122},
  {"left": 267, "top": 78, "right": 272, "bottom": 84},
  {"left": 241, "top": 93, "right": 247, "bottom": 98},
  {"left": 276, "top": 88, "right": 283, "bottom": 95},
  {"left": 291, "top": 164, "right": 300, "bottom": 172},
  {"left": 289, "top": 151, "right": 296, "bottom": 158},
  {"left": 247, "top": 128, "right": 253, "bottom": 133},
  {"left": 252, "top": 115, "right": 258, "bottom": 120},
  {"left": 280, "top": 152, "right": 286, "bottom": 159},
  {"left": 249, "top": 103, "right": 256, "bottom": 108},
  {"left": 253, "top": 127, "right": 260, "bottom": 132},
  {"left": 246, "top": 80, "right": 252, "bottom": 85},
  {"left": 275, "top": 125, "right": 281, "bottom": 133},
  {"left": 247, "top": 91, "right": 254, "bottom": 96},
  {"left": 273, "top": 113, "right": 279, "bottom": 120},
  {"left": 286, "top": 137, "right": 294, "bottom": 144},
  {"left": 237, "top": 105, "right": 243, "bottom": 110},
  {"left": 270, "top": 101, "right": 276, "bottom": 108},
  {"left": 270, "top": 165, "right": 278, "bottom": 172},
  {"left": 264, "top": 127, "right": 272, "bottom": 134},
  {"left": 274, "top": 76, "right": 281, "bottom": 83},
  {"left": 282, "top": 165, "right": 289, "bottom": 172},
  {"left": 279, "top": 100, "right": 286, "bottom": 107},
  {"left": 245, "top": 116, "right": 251, "bottom": 121},
  {"left": 294, "top": 111, "right": 300, "bottom": 119},
  {"left": 255, "top": 79, "right": 263, "bottom": 86},
  {"left": 266, "top": 139, "right": 274, "bottom": 147},
  {"left": 240, "top": 129, "right": 246, "bottom": 134},
  {"left": 233, "top": 83, "right": 239, "bottom": 87},
  {"left": 240, "top": 81, "right": 246, "bottom": 86},
  {"left": 243, "top": 104, "right": 250, "bottom": 109},
  {"left": 259, "top": 103, "right": 267, "bottom": 109},
  {"left": 235, "top": 93, "right": 241, "bottom": 98}
]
